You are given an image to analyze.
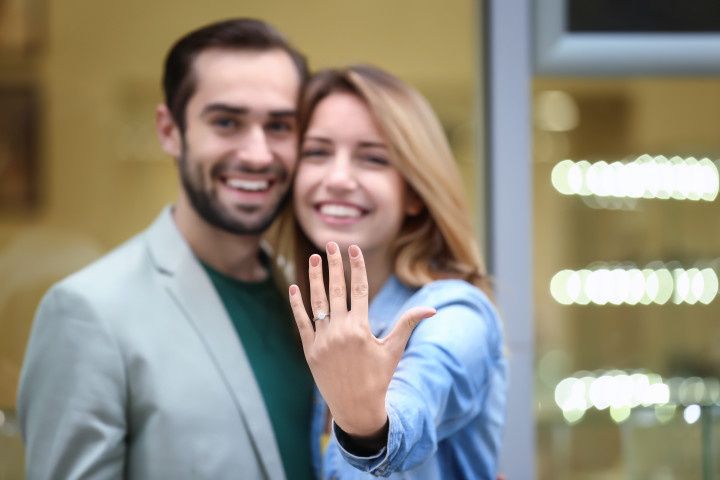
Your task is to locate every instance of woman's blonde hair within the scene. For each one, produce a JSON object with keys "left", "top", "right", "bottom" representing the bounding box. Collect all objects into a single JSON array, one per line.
[{"left": 280, "top": 65, "right": 492, "bottom": 298}]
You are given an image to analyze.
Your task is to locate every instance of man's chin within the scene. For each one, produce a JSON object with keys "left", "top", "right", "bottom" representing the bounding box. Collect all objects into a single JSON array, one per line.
[
  {"left": 183, "top": 183, "right": 290, "bottom": 236},
  {"left": 215, "top": 214, "right": 275, "bottom": 236}
]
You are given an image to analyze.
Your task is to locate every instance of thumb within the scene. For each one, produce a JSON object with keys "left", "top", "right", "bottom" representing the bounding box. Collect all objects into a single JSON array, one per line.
[{"left": 384, "top": 306, "right": 436, "bottom": 356}]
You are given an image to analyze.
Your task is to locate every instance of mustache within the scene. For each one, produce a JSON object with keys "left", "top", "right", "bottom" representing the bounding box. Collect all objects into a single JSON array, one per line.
[{"left": 210, "top": 160, "right": 288, "bottom": 181}]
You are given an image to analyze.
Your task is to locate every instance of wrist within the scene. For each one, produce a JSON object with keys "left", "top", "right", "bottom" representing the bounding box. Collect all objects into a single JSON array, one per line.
[
  {"left": 333, "top": 406, "right": 387, "bottom": 438},
  {"left": 334, "top": 417, "right": 389, "bottom": 457}
]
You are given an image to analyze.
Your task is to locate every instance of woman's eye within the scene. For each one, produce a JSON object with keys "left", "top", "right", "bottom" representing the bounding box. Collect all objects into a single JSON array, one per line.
[
  {"left": 300, "top": 149, "right": 329, "bottom": 160},
  {"left": 361, "top": 155, "right": 389, "bottom": 166}
]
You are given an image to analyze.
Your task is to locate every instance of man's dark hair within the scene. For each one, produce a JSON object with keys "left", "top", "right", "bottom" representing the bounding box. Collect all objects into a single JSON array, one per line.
[{"left": 162, "top": 18, "right": 308, "bottom": 132}]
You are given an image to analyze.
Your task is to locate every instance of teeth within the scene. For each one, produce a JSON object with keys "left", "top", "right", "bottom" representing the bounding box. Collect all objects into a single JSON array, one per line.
[
  {"left": 319, "top": 204, "right": 362, "bottom": 218},
  {"left": 225, "top": 178, "right": 270, "bottom": 191}
]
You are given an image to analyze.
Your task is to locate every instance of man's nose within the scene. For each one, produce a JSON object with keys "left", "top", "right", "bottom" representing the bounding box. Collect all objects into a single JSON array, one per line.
[{"left": 237, "top": 125, "right": 273, "bottom": 169}]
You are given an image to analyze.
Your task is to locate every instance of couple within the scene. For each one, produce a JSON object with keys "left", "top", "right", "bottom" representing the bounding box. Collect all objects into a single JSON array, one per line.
[{"left": 18, "top": 18, "right": 507, "bottom": 480}]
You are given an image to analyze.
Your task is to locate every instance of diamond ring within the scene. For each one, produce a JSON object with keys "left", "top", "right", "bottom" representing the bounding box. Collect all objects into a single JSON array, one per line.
[{"left": 313, "top": 311, "right": 329, "bottom": 322}]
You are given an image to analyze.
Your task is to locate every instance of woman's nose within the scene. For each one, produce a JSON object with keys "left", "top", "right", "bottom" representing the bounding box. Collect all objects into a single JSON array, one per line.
[{"left": 324, "top": 155, "right": 358, "bottom": 192}]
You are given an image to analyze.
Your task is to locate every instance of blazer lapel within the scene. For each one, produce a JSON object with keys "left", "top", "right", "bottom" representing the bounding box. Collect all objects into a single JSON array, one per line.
[{"left": 145, "top": 207, "right": 286, "bottom": 480}]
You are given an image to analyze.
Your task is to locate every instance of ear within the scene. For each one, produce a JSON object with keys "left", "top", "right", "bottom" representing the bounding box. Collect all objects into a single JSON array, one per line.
[
  {"left": 155, "top": 104, "right": 182, "bottom": 158},
  {"left": 405, "top": 187, "right": 424, "bottom": 216}
]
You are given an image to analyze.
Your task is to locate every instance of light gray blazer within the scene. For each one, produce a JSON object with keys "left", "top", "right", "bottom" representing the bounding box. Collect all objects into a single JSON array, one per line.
[{"left": 18, "top": 208, "right": 287, "bottom": 480}]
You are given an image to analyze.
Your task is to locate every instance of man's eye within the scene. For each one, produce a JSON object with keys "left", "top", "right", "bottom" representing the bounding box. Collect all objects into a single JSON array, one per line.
[
  {"left": 266, "top": 120, "right": 294, "bottom": 134},
  {"left": 212, "top": 117, "right": 238, "bottom": 130}
]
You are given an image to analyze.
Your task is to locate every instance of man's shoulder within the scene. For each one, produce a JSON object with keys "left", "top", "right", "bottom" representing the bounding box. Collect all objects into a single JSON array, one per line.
[
  {"left": 53, "top": 229, "right": 152, "bottom": 299},
  {"left": 55, "top": 208, "right": 179, "bottom": 296}
]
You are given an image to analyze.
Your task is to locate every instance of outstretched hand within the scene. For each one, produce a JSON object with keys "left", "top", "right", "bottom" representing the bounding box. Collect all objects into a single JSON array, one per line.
[{"left": 289, "top": 242, "right": 435, "bottom": 439}]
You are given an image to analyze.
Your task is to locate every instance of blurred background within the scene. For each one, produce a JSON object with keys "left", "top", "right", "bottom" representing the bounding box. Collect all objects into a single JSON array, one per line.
[
  {"left": 0, "top": 1, "right": 483, "bottom": 478},
  {"left": 1, "top": 0, "right": 719, "bottom": 479}
]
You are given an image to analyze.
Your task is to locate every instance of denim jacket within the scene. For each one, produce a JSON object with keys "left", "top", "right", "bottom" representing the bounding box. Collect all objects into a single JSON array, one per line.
[{"left": 310, "top": 276, "right": 507, "bottom": 479}]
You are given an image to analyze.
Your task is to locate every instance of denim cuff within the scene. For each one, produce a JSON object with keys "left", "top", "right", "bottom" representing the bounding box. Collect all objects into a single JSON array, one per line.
[{"left": 333, "top": 404, "right": 402, "bottom": 477}]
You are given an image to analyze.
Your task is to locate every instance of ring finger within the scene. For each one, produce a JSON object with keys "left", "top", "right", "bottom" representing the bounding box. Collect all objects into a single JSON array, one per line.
[{"left": 309, "top": 254, "right": 330, "bottom": 331}]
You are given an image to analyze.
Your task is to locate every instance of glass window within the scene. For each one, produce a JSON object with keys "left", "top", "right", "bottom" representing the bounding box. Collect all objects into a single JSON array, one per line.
[{"left": 534, "top": 77, "right": 720, "bottom": 479}]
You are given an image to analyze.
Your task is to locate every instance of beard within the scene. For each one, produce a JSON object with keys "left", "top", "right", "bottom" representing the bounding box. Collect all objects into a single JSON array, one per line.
[{"left": 178, "top": 147, "right": 290, "bottom": 236}]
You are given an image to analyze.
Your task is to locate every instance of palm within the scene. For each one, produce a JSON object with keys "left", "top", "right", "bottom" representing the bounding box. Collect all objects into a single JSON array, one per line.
[{"left": 288, "top": 242, "right": 435, "bottom": 437}]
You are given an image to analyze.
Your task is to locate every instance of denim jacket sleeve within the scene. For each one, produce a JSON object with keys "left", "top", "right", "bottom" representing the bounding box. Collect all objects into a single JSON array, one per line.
[{"left": 333, "top": 280, "right": 505, "bottom": 477}]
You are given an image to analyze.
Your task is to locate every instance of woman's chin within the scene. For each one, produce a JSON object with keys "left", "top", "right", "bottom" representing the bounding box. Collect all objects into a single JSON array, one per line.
[{"left": 311, "top": 236, "right": 354, "bottom": 254}]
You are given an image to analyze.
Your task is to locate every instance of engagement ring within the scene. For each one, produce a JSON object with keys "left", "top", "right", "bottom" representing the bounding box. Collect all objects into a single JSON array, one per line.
[{"left": 313, "top": 311, "right": 329, "bottom": 322}]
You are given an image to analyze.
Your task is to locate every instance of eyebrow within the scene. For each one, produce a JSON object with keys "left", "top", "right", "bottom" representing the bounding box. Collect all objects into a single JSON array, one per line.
[
  {"left": 201, "top": 103, "right": 296, "bottom": 117},
  {"left": 304, "top": 136, "right": 387, "bottom": 149}
]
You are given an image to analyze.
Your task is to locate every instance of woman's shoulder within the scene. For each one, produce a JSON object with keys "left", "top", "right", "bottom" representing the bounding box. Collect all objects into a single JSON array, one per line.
[
  {"left": 411, "top": 278, "right": 494, "bottom": 312},
  {"left": 403, "top": 279, "right": 505, "bottom": 360},
  {"left": 403, "top": 279, "right": 500, "bottom": 329}
]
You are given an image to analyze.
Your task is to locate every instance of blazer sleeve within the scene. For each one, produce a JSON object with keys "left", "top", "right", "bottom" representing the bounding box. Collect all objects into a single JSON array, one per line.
[
  {"left": 334, "top": 285, "right": 505, "bottom": 476},
  {"left": 18, "top": 284, "right": 128, "bottom": 480}
]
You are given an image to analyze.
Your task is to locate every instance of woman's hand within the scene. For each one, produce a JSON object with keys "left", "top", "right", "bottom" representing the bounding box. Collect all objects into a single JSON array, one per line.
[{"left": 288, "top": 242, "right": 435, "bottom": 439}]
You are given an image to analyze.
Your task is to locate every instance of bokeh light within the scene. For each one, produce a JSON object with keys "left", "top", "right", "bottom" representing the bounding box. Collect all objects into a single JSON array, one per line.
[
  {"left": 683, "top": 404, "right": 701, "bottom": 424},
  {"left": 550, "top": 263, "right": 718, "bottom": 306},
  {"left": 554, "top": 370, "right": 717, "bottom": 425},
  {"left": 550, "top": 154, "right": 719, "bottom": 201}
]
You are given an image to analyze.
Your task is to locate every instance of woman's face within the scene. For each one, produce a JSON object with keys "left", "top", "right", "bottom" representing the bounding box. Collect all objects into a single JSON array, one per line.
[{"left": 294, "top": 92, "right": 419, "bottom": 263}]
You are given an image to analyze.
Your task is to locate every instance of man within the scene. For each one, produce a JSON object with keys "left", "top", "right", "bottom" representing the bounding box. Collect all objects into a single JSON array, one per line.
[{"left": 18, "top": 19, "right": 314, "bottom": 479}]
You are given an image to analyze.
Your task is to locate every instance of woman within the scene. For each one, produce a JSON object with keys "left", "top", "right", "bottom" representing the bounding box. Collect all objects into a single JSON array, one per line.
[{"left": 286, "top": 65, "right": 506, "bottom": 479}]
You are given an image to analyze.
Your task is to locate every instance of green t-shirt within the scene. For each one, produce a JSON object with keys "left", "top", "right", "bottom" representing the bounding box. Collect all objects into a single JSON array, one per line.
[{"left": 203, "top": 262, "right": 314, "bottom": 480}]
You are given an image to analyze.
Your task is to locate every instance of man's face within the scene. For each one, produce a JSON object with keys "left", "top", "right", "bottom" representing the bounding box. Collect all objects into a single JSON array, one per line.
[{"left": 176, "top": 48, "right": 300, "bottom": 235}]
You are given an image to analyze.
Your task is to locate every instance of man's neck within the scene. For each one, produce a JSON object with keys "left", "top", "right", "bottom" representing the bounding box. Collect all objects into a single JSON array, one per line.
[{"left": 173, "top": 198, "right": 266, "bottom": 282}]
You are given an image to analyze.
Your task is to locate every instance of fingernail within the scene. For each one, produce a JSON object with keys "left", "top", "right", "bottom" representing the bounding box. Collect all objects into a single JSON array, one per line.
[
  {"left": 310, "top": 254, "right": 321, "bottom": 267},
  {"left": 326, "top": 242, "right": 337, "bottom": 254},
  {"left": 289, "top": 285, "right": 298, "bottom": 295},
  {"left": 349, "top": 245, "right": 360, "bottom": 258}
]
